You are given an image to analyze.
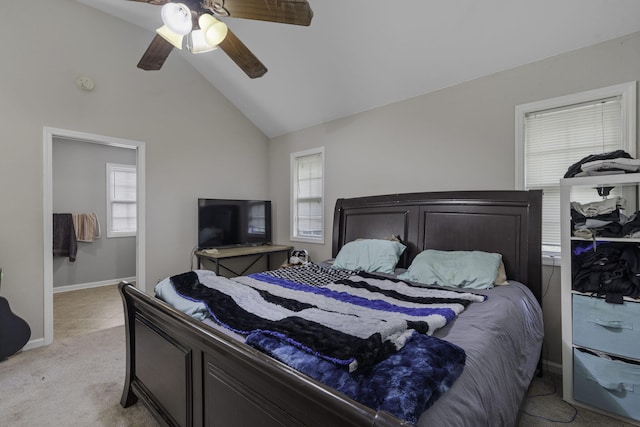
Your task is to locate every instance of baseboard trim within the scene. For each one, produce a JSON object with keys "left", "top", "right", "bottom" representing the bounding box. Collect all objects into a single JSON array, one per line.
[
  {"left": 53, "top": 276, "right": 136, "bottom": 294},
  {"left": 22, "top": 337, "right": 45, "bottom": 351},
  {"left": 541, "top": 359, "right": 562, "bottom": 376}
]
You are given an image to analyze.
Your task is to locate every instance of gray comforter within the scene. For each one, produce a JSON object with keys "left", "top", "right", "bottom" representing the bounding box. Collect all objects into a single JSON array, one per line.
[{"left": 419, "top": 281, "right": 543, "bottom": 427}]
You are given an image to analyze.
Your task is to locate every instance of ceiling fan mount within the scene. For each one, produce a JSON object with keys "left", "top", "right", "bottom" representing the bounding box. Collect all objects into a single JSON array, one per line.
[
  {"left": 202, "top": 0, "right": 230, "bottom": 17},
  {"left": 130, "top": 0, "right": 313, "bottom": 78}
]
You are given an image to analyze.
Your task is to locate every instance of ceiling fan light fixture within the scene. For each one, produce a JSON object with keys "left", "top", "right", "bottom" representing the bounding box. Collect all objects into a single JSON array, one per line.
[
  {"left": 199, "top": 14, "right": 228, "bottom": 46},
  {"left": 161, "top": 2, "right": 193, "bottom": 36},
  {"left": 156, "top": 25, "right": 184, "bottom": 49},
  {"left": 188, "top": 30, "right": 218, "bottom": 54}
]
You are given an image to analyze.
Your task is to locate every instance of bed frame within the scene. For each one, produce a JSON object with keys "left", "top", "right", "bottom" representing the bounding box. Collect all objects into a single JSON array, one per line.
[{"left": 119, "top": 190, "right": 542, "bottom": 426}]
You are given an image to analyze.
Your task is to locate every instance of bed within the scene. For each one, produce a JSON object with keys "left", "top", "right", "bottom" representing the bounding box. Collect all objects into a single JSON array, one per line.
[{"left": 119, "top": 190, "right": 543, "bottom": 426}]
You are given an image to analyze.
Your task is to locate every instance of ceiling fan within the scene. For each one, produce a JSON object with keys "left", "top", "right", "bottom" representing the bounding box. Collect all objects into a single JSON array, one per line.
[{"left": 129, "top": 0, "right": 313, "bottom": 78}]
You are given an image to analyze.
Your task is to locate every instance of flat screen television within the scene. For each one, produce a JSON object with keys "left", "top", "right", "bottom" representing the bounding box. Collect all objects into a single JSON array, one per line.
[{"left": 198, "top": 198, "right": 272, "bottom": 249}]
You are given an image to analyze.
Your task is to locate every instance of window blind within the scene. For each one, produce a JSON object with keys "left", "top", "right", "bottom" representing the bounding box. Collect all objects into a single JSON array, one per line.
[
  {"left": 293, "top": 151, "right": 323, "bottom": 240},
  {"left": 296, "top": 153, "right": 323, "bottom": 237},
  {"left": 108, "top": 165, "right": 137, "bottom": 235},
  {"left": 524, "top": 97, "right": 623, "bottom": 246}
]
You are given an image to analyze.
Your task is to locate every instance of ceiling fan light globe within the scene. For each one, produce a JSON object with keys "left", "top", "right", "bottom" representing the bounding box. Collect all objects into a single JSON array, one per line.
[
  {"left": 156, "top": 25, "right": 184, "bottom": 49},
  {"left": 188, "top": 30, "right": 218, "bottom": 54},
  {"left": 198, "top": 13, "right": 216, "bottom": 31},
  {"left": 199, "top": 14, "right": 228, "bottom": 46},
  {"left": 204, "top": 21, "right": 228, "bottom": 46},
  {"left": 161, "top": 3, "right": 193, "bottom": 36}
]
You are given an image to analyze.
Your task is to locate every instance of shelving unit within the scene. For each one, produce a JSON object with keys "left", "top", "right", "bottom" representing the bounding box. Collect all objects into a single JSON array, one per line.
[{"left": 560, "top": 173, "right": 640, "bottom": 424}]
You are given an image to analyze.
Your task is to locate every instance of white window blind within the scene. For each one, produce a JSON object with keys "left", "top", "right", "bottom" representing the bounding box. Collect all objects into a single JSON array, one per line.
[
  {"left": 107, "top": 163, "right": 137, "bottom": 237},
  {"left": 524, "top": 97, "right": 624, "bottom": 247},
  {"left": 291, "top": 148, "right": 324, "bottom": 243}
]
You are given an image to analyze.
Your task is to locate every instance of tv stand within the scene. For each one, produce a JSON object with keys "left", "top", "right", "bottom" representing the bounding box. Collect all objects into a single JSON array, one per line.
[{"left": 195, "top": 245, "right": 293, "bottom": 277}]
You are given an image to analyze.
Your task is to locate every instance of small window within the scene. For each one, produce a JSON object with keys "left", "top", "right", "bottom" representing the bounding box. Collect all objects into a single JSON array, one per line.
[
  {"left": 106, "top": 163, "right": 137, "bottom": 237},
  {"left": 291, "top": 147, "right": 324, "bottom": 243},
  {"left": 516, "top": 82, "right": 636, "bottom": 254}
]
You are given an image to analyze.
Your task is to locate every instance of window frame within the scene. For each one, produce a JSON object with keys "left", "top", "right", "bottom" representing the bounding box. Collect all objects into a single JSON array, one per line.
[
  {"left": 290, "top": 147, "right": 325, "bottom": 244},
  {"left": 515, "top": 81, "right": 637, "bottom": 260},
  {"left": 106, "top": 162, "right": 137, "bottom": 238}
]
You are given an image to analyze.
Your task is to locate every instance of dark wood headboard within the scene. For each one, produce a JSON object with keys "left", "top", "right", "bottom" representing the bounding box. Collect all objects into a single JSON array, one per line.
[{"left": 332, "top": 190, "right": 543, "bottom": 303}]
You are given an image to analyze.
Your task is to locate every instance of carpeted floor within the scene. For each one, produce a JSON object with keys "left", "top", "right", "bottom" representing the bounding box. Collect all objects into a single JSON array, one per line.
[
  {"left": 0, "top": 325, "right": 157, "bottom": 426},
  {"left": 518, "top": 372, "right": 635, "bottom": 427}
]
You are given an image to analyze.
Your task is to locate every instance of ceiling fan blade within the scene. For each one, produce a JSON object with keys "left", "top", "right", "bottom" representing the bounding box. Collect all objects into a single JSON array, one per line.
[
  {"left": 137, "top": 34, "right": 174, "bottom": 70},
  {"left": 218, "top": 29, "right": 267, "bottom": 78},
  {"left": 212, "top": 0, "right": 313, "bottom": 26}
]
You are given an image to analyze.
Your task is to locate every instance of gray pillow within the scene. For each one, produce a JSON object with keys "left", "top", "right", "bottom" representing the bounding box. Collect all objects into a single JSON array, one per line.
[
  {"left": 332, "top": 239, "right": 406, "bottom": 274},
  {"left": 398, "top": 249, "right": 501, "bottom": 289}
]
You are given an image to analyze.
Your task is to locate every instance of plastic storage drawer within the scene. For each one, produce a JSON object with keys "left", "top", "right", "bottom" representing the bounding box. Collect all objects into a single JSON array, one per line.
[
  {"left": 573, "top": 294, "right": 640, "bottom": 359},
  {"left": 573, "top": 348, "right": 640, "bottom": 421}
]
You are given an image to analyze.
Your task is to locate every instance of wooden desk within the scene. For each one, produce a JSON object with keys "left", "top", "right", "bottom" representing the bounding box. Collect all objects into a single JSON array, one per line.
[{"left": 195, "top": 245, "right": 293, "bottom": 277}]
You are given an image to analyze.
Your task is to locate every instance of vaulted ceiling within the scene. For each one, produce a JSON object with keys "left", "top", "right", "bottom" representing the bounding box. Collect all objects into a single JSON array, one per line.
[{"left": 78, "top": 0, "right": 640, "bottom": 138}]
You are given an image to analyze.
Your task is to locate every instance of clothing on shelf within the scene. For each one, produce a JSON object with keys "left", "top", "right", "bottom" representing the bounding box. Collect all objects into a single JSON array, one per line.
[
  {"left": 572, "top": 242, "right": 640, "bottom": 303},
  {"left": 72, "top": 213, "right": 101, "bottom": 242},
  {"left": 571, "top": 197, "right": 640, "bottom": 239},
  {"left": 571, "top": 197, "right": 624, "bottom": 217},
  {"left": 564, "top": 150, "right": 635, "bottom": 178},
  {"left": 580, "top": 157, "right": 640, "bottom": 174},
  {"left": 570, "top": 194, "right": 640, "bottom": 303},
  {"left": 52, "top": 213, "right": 77, "bottom": 262}
]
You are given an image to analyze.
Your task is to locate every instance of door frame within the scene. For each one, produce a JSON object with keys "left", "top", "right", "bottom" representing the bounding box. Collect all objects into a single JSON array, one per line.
[{"left": 42, "top": 127, "right": 146, "bottom": 346}]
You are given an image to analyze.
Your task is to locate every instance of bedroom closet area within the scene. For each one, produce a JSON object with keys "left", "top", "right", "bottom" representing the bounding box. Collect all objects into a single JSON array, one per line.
[{"left": 50, "top": 136, "right": 137, "bottom": 340}]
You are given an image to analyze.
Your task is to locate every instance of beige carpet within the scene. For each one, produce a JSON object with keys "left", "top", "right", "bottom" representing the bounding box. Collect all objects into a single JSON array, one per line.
[{"left": 0, "top": 325, "right": 157, "bottom": 426}]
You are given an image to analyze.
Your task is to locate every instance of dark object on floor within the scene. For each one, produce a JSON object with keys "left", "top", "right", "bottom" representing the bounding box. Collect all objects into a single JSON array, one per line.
[{"left": 0, "top": 273, "right": 31, "bottom": 360}]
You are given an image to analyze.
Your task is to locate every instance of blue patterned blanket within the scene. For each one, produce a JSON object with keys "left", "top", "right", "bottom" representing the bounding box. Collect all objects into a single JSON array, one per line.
[{"left": 245, "top": 330, "right": 465, "bottom": 424}]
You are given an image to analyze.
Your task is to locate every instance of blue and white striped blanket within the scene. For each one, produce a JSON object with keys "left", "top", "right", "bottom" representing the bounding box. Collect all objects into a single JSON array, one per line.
[{"left": 163, "top": 266, "right": 484, "bottom": 372}]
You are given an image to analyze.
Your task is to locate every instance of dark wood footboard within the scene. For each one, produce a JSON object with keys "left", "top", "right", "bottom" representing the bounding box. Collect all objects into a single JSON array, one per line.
[{"left": 119, "top": 282, "right": 410, "bottom": 427}]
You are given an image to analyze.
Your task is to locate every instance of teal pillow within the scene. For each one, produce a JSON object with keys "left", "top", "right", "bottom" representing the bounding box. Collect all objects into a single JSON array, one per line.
[
  {"left": 398, "top": 249, "right": 501, "bottom": 289},
  {"left": 332, "top": 239, "right": 406, "bottom": 274}
]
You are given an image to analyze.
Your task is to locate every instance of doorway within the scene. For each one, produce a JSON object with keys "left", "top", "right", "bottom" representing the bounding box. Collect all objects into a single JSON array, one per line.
[{"left": 42, "top": 127, "right": 146, "bottom": 346}]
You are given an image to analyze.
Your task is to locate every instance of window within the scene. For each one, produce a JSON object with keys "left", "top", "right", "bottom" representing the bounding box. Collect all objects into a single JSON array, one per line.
[
  {"left": 291, "top": 147, "right": 324, "bottom": 243},
  {"left": 516, "top": 82, "right": 636, "bottom": 255},
  {"left": 106, "top": 163, "right": 137, "bottom": 237}
]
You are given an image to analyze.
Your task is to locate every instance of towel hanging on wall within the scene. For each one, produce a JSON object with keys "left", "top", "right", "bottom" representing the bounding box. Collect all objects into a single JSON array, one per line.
[
  {"left": 53, "top": 213, "right": 77, "bottom": 262},
  {"left": 72, "top": 213, "right": 101, "bottom": 242}
]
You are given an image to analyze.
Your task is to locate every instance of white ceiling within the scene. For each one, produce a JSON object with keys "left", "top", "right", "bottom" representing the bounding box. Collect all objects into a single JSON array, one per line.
[{"left": 78, "top": 0, "right": 640, "bottom": 138}]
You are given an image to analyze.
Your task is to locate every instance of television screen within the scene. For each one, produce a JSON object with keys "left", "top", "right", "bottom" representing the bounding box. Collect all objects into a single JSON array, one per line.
[{"left": 198, "top": 199, "right": 272, "bottom": 249}]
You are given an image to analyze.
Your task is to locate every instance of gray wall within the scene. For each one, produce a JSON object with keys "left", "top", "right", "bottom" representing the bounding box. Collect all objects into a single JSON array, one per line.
[
  {"left": 268, "top": 32, "right": 640, "bottom": 370},
  {"left": 52, "top": 137, "right": 136, "bottom": 287},
  {"left": 0, "top": 0, "right": 269, "bottom": 342}
]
